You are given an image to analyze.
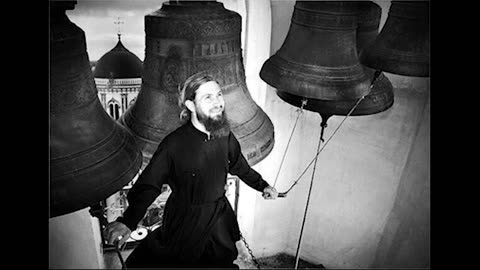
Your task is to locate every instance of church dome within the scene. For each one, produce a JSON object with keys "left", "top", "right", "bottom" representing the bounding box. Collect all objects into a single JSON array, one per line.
[{"left": 93, "top": 36, "right": 142, "bottom": 79}]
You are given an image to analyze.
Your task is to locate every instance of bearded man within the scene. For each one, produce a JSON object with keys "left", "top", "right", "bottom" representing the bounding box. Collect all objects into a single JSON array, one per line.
[{"left": 104, "top": 72, "right": 278, "bottom": 268}]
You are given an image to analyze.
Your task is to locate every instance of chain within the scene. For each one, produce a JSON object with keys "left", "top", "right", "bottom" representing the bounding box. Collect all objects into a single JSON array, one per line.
[{"left": 240, "top": 232, "right": 261, "bottom": 269}]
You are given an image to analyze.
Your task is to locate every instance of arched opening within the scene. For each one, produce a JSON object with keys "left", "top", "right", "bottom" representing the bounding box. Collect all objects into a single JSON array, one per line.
[{"left": 108, "top": 99, "right": 121, "bottom": 120}]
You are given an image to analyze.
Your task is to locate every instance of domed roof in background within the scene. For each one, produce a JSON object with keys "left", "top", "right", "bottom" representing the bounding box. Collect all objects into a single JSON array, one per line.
[{"left": 93, "top": 35, "right": 143, "bottom": 79}]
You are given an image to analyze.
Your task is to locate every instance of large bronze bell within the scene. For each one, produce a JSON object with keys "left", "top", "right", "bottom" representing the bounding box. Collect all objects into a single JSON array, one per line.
[
  {"left": 260, "top": 1, "right": 371, "bottom": 101},
  {"left": 274, "top": 0, "right": 394, "bottom": 122},
  {"left": 360, "top": 1, "right": 430, "bottom": 77},
  {"left": 120, "top": 1, "right": 275, "bottom": 167},
  {"left": 50, "top": 1, "right": 142, "bottom": 218},
  {"left": 356, "top": 1, "right": 382, "bottom": 53},
  {"left": 276, "top": 69, "right": 393, "bottom": 118}
]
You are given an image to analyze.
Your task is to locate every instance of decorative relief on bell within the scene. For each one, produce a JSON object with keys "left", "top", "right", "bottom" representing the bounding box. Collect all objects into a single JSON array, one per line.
[{"left": 162, "top": 46, "right": 185, "bottom": 92}]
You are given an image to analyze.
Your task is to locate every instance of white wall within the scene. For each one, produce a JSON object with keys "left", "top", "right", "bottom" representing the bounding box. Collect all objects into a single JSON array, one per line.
[
  {"left": 372, "top": 76, "right": 430, "bottom": 268},
  {"left": 49, "top": 208, "right": 104, "bottom": 269}
]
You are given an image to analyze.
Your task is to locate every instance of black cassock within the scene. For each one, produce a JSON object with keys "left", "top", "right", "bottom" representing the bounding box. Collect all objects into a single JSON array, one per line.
[{"left": 117, "top": 121, "right": 269, "bottom": 268}]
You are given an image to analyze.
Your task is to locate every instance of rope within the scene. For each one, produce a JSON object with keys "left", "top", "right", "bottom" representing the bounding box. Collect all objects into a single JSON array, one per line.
[
  {"left": 279, "top": 95, "right": 365, "bottom": 196},
  {"left": 294, "top": 121, "right": 324, "bottom": 269},
  {"left": 273, "top": 99, "right": 307, "bottom": 188},
  {"left": 289, "top": 69, "right": 382, "bottom": 268},
  {"left": 278, "top": 69, "right": 381, "bottom": 197}
]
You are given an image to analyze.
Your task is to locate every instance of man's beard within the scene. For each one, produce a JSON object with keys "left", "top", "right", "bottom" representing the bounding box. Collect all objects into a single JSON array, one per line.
[{"left": 197, "top": 110, "right": 231, "bottom": 139}]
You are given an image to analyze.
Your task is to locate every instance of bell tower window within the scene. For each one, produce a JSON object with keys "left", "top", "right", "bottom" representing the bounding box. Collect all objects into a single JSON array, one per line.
[{"left": 107, "top": 99, "right": 121, "bottom": 120}]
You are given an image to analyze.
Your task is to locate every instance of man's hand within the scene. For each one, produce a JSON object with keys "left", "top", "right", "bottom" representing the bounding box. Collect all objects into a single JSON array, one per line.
[
  {"left": 103, "top": 221, "right": 132, "bottom": 247},
  {"left": 262, "top": 185, "right": 278, "bottom": 200}
]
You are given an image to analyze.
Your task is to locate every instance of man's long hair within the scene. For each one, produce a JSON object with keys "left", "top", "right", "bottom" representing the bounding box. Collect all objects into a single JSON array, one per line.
[{"left": 178, "top": 72, "right": 218, "bottom": 122}]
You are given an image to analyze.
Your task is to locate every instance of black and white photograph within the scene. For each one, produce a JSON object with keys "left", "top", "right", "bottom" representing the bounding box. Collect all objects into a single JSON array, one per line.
[{"left": 49, "top": 0, "right": 430, "bottom": 268}]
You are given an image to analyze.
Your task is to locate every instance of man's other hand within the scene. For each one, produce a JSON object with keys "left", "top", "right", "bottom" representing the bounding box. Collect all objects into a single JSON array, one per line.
[{"left": 103, "top": 221, "right": 132, "bottom": 247}]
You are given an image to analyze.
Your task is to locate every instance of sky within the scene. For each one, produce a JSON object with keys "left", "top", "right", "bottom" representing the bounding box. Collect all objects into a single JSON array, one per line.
[{"left": 66, "top": 0, "right": 168, "bottom": 61}]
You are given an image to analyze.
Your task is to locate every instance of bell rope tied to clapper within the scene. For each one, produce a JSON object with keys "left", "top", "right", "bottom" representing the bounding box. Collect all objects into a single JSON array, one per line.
[
  {"left": 273, "top": 69, "right": 381, "bottom": 270},
  {"left": 247, "top": 68, "right": 379, "bottom": 270},
  {"left": 264, "top": 1, "right": 387, "bottom": 198},
  {"left": 274, "top": 69, "right": 381, "bottom": 199}
]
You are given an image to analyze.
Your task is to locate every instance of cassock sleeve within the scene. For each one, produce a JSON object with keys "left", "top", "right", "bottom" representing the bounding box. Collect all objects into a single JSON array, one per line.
[
  {"left": 116, "top": 142, "right": 172, "bottom": 231},
  {"left": 228, "top": 132, "right": 270, "bottom": 192}
]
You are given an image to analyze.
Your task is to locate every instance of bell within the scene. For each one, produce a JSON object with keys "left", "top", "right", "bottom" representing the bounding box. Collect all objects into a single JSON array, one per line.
[
  {"left": 119, "top": 0, "right": 275, "bottom": 167},
  {"left": 260, "top": 1, "right": 370, "bottom": 101},
  {"left": 275, "top": 0, "right": 394, "bottom": 120},
  {"left": 356, "top": 1, "right": 382, "bottom": 54},
  {"left": 49, "top": 1, "right": 143, "bottom": 218},
  {"left": 276, "top": 69, "right": 393, "bottom": 117},
  {"left": 360, "top": 1, "right": 430, "bottom": 77}
]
